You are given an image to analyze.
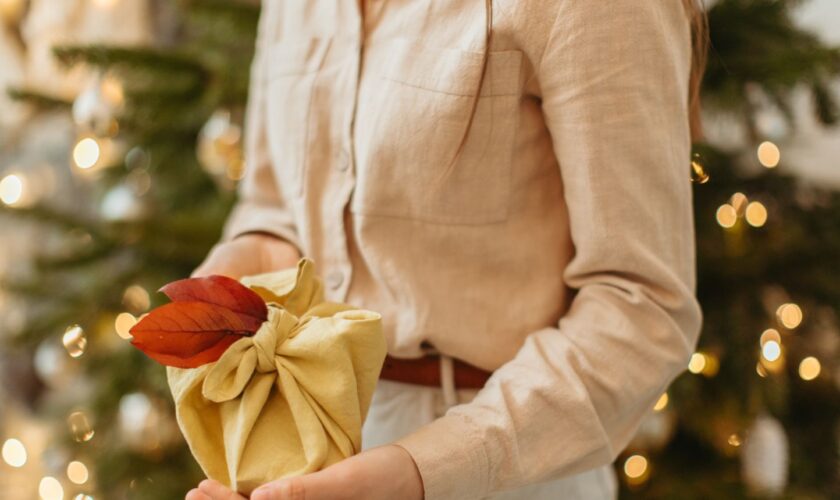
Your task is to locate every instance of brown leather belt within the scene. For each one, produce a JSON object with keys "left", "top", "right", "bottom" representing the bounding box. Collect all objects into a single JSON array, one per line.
[{"left": 380, "top": 354, "right": 493, "bottom": 389}]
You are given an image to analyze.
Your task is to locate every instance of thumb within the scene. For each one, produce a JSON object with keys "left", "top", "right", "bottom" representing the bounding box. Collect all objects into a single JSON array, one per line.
[{"left": 250, "top": 470, "right": 345, "bottom": 500}]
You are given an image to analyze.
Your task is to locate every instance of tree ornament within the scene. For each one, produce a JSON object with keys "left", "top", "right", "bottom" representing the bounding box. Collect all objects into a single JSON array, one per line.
[
  {"left": 34, "top": 340, "right": 76, "bottom": 387},
  {"left": 72, "top": 74, "right": 124, "bottom": 137},
  {"left": 99, "top": 183, "right": 149, "bottom": 222},
  {"left": 118, "top": 392, "right": 180, "bottom": 453},
  {"left": 197, "top": 109, "right": 245, "bottom": 187},
  {"left": 741, "top": 414, "right": 789, "bottom": 497}
]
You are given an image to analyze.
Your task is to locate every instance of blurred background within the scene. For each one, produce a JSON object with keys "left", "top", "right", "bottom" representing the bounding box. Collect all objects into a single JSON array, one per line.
[{"left": 0, "top": 0, "right": 838, "bottom": 498}]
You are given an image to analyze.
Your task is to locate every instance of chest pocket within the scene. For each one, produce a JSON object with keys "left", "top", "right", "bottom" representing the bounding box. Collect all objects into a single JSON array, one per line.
[
  {"left": 264, "top": 38, "right": 330, "bottom": 198},
  {"left": 352, "top": 39, "right": 523, "bottom": 225}
]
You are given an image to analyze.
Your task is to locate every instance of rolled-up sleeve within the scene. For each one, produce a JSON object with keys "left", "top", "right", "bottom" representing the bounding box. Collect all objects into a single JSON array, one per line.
[
  {"left": 221, "top": 5, "right": 301, "bottom": 251},
  {"left": 395, "top": 2, "right": 703, "bottom": 498}
]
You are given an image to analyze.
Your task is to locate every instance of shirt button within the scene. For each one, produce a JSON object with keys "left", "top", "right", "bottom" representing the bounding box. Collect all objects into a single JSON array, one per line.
[
  {"left": 336, "top": 149, "right": 350, "bottom": 171},
  {"left": 325, "top": 270, "right": 345, "bottom": 289}
]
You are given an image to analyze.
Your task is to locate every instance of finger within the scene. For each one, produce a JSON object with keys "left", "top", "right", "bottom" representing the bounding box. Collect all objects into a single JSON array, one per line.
[
  {"left": 198, "top": 479, "right": 245, "bottom": 500},
  {"left": 185, "top": 488, "right": 211, "bottom": 500},
  {"left": 251, "top": 467, "right": 352, "bottom": 500}
]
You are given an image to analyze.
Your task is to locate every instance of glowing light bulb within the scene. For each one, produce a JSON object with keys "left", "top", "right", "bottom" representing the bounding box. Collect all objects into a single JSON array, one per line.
[
  {"left": 729, "top": 192, "right": 748, "bottom": 217},
  {"left": 67, "top": 461, "right": 89, "bottom": 485},
  {"left": 716, "top": 204, "right": 737, "bottom": 228},
  {"left": 2, "top": 438, "right": 27, "bottom": 467},
  {"left": 757, "top": 141, "right": 780, "bottom": 168},
  {"left": 688, "top": 352, "right": 706, "bottom": 374},
  {"left": 0, "top": 174, "right": 23, "bottom": 205},
  {"left": 115, "top": 312, "right": 138, "bottom": 339},
  {"left": 653, "top": 393, "right": 669, "bottom": 412},
  {"left": 760, "top": 328, "right": 781, "bottom": 346},
  {"left": 38, "top": 476, "right": 63, "bottom": 500},
  {"left": 798, "top": 357, "right": 821, "bottom": 381},
  {"left": 776, "top": 303, "right": 803, "bottom": 329},
  {"left": 623, "top": 454, "right": 649, "bottom": 484},
  {"left": 745, "top": 201, "right": 767, "bottom": 227},
  {"left": 73, "top": 138, "right": 101, "bottom": 169},
  {"left": 762, "top": 340, "right": 781, "bottom": 362}
]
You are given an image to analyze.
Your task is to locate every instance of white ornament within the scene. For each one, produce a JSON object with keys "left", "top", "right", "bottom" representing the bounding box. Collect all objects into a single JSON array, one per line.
[
  {"left": 118, "top": 392, "right": 179, "bottom": 453},
  {"left": 72, "top": 75, "right": 123, "bottom": 136},
  {"left": 741, "top": 414, "right": 789, "bottom": 497},
  {"left": 100, "top": 183, "right": 147, "bottom": 222}
]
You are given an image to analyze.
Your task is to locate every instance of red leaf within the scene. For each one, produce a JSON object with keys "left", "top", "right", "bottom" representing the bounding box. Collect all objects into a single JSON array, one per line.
[
  {"left": 160, "top": 275, "right": 267, "bottom": 324},
  {"left": 130, "top": 300, "right": 264, "bottom": 369}
]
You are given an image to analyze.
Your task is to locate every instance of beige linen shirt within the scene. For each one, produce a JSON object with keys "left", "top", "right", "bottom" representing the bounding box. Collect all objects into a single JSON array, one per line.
[{"left": 221, "top": 1, "right": 703, "bottom": 498}]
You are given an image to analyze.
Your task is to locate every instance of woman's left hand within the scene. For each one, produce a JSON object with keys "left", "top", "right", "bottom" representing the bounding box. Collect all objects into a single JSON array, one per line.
[{"left": 185, "top": 445, "right": 424, "bottom": 500}]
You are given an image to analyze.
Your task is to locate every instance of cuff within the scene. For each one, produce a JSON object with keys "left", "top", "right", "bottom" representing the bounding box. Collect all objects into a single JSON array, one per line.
[
  {"left": 395, "top": 413, "right": 491, "bottom": 500},
  {"left": 221, "top": 202, "right": 302, "bottom": 252}
]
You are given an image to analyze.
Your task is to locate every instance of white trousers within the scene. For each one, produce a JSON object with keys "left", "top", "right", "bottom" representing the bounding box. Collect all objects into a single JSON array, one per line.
[{"left": 362, "top": 377, "right": 618, "bottom": 500}]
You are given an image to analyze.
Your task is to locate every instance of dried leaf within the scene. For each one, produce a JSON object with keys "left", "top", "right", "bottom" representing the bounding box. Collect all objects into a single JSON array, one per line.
[
  {"left": 129, "top": 276, "right": 269, "bottom": 368},
  {"left": 161, "top": 274, "right": 267, "bottom": 322}
]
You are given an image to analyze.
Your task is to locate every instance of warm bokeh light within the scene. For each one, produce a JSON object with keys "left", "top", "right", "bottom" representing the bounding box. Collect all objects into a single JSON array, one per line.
[
  {"left": 760, "top": 328, "right": 781, "bottom": 346},
  {"left": 776, "top": 303, "right": 803, "bottom": 329},
  {"left": 757, "top": 141, "right": 780, "bottom": 168},
  {"left": 653, "top": 393, "right": 669, "bottom": 412},
  {"left": 38, "top": 476, "right": 63, "bottom": 500},
  {"left": 745, "top": 201, "right": 768, "bottom": 227},
  {"left": 798, "top": 357, "right": 821, "bottom": 381},
  {"left": 66, "top": 461, "right": 89, "bottom": 485},
  {"left": 0, "top": 174, "right": 24, "bottom": 206},
  {"left": 761, "top": 340, "right": 782, "bottom": 362},
  {"left": 701, "top": 353, "right": 720, "bottom": 377},
  {"left": 688, "top": 352, "right": 706, "bottom": 374},
  {"left": 624, "top": 454, "right": 650, "bottom": 484},
  {"left": 92, "top": 0, "right": 118, "bottom": 7},
  {"left": 62, "top": 325, "right": 87, "bottom": 358},
  {"left": 756, "top": 362, "right": 768, "bottom": 378},
  {"left": 690, "top": 160, "right": 709, "bottom": 184},
  {"left": 100, "top": 75, "right": 124, "bottom": 105},
  {"left": 2, "top": 438, "right": 27, "bottom": 467},
  {"left": 716, "top": 204, "right": 738, "bottom": 228},
  {"left": 728, "top": 433, "right": 742, "bottom": 447},
  {"left": 729, "top": 192, "right": 748, "bottom": 216},
  {"left": 122, "top": 285, "right": 150, "bottom": 313},
  {"left": 115, "top": 312, "right": 138, "bottom": 339},
  {"left": 67, "top": 411, "right": 95, "bottom": 443},
  {"left": 73, "top": 137, "right": 101, "bottom": 169}
]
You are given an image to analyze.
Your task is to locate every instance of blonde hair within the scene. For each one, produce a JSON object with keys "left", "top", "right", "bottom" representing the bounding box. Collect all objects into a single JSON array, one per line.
[{"left": 441, "top": 0, "right": 709, "bottom": 181}]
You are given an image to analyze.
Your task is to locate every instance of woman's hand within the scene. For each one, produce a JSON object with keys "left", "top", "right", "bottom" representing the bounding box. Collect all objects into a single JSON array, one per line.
[
  {"left": 192, "top": 233, "right": 301, "bottom": 279},
  {"left": 185, "top": 445, "right": 424, "bottom": 500}
]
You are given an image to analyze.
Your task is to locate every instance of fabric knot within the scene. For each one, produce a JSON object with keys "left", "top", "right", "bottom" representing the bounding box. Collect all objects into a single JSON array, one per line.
[
  {"left": 253, "top": 307, "right": 290, "bottom": 373},
  {"left": 201, "top": 306, "right": 298, "bottom": 402}
]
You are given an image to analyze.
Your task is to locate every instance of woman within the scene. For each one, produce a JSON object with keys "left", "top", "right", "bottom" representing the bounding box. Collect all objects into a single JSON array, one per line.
[{"left": 187, "top": 0, "right": 708, "bottom": 499}]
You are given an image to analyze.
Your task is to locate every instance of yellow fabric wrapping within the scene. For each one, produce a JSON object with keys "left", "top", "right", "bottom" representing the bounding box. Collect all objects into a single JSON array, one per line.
[{"left": 166, "top": 259, "right": 386, "bottom": 495}]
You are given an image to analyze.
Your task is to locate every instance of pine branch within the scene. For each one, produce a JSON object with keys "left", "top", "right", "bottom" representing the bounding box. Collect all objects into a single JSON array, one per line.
[
  {"left": 5, "top": 87, "right": 72, "bottom": 110},
  {"left": 53, "top": 45, "right": 209, "bottom": 97}
]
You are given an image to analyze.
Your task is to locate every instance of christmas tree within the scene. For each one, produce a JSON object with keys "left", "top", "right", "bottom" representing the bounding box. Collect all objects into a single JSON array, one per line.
[{"left": 1, "top": 0, "right": 838, "bottom": 498}]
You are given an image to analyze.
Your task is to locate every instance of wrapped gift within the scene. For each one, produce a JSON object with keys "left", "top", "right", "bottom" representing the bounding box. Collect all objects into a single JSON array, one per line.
[{"left": 130, "top": 259, "right": 386, "bottom": 494}]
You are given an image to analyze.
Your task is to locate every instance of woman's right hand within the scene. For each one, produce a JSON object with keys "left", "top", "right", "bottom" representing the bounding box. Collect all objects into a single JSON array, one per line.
[{"left": 191, "top": 233, "right": 302, "bottom": 280}]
